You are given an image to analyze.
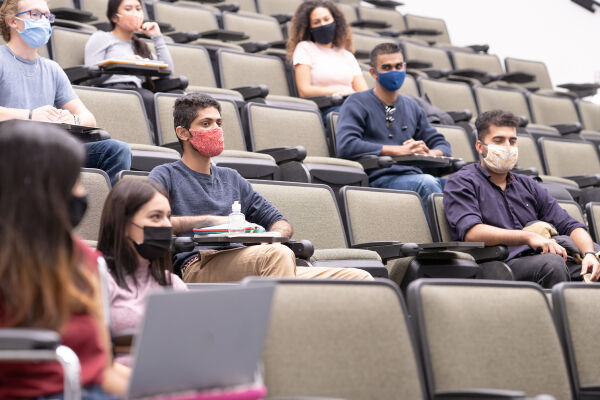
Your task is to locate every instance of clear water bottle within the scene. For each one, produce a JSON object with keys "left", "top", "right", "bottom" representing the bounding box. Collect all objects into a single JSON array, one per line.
[{"left": 228, "top": 201, "right": 245, "bottom": 233}]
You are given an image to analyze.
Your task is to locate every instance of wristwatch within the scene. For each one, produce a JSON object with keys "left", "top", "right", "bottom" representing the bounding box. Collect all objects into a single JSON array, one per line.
[{"left": 584, "top": 250, "right": 597, "bottom": 258}]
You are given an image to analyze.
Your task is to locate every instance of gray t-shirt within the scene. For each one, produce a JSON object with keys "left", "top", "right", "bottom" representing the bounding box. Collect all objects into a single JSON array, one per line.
[
  {"left": 84, "top": 31, "right": 174, "bottom": 87},
  {"left": 0, "top": 45, "right": 76, "bottom": 109},
  {"left": 149, "top": 161, "right": 285, "bottom": 233}
]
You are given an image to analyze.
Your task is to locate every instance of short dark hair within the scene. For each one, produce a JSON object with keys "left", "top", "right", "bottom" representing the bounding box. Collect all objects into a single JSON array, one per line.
[
  {"left": 173, "top": 92, "right": 221, "bottom": 132},
  {"left": 475, "top": 109, "right": 520, "bottom": 141},
  {"left": 370, "top": 42, "right": 403, "bottom": 68}
]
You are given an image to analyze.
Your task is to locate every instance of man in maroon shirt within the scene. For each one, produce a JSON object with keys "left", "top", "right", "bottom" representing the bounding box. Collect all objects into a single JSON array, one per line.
[{"left": 444, "top": 110, "right": 600, "bottom": 288}]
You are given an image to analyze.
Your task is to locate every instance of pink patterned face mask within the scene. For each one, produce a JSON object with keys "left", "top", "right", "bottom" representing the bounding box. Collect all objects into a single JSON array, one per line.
[
  {"left": 481, "top": 143, "right": 518, "bottom": 174},
  {"left": 117, "top": 13, "right": 143, "bottom": 31},
  {"left": 188, "top": 127, "right": 224, "bottom": 158}
]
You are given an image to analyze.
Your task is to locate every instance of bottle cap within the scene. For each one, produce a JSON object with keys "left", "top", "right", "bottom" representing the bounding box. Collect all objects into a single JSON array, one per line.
[{"left": 232, "top": 200, "right": 241, "bottom": 213}]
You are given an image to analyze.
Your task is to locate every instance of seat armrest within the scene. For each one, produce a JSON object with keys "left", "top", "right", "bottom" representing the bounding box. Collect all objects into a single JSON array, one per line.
[
  {"left": 269, "top": 40, "right": 287, "bottom": 49},
  {"left": 271, "top": 13, "right": 292, "bottom": 24},
  {"left": 401, "top": 28, "right": 442, "bottom": 36},
  {"left": 435, "top": 389, "right": 527, "bottom": 399},
  {"left": 50, "top": 7, "right": 97, "bottom": 22},
  {"left": 406, "top": 60, "right": 433, "bottom": 69},
  {"left": 351, "top": 241, "right": 421, "bottom": 262},
  {"left": 517, "top": 115, "right": 529, "bottom": 127},
  {"left": 563, "top": 175, "right": 600, "bottom": 188},
  {"left": 172, "top": 236, "right": 195, "bottom": 253},
  {"left": 447, "top": 110, "right": 472, "bottom": 123},
  {"left": 422, "top": 68, "right": 450, "bottom": 79},
  {"left": 64, "top": 65, "right": 101, "bottom": 84},
  {"left": 0, "top": 329, "right": 60, "bottom": 350},
  {"left": 198, "top": 29, "right": 249, "bottom": 41},
  {"left": 240, "top": 41, "right": 270, "bottom": 53},
  {"left": 166, "top": 31, "right": 200, "bottom": 43},
  {"left": 466, "top": 44, "right": 490, "bottom": 53},
  {"left": 355, "top": 155, "right": 393, "bottom": 171},
  {"left": 499, "top": 71, "right": 535, "bottom": 84},
  {"left": 511, "top": 167, "right": 538, "bottom": 176},
  {"left": 307, "top": 95, "right": 344, "bottom": 109},
  {"left": 231, "top": 85, "right": 269, "bottom": 101},
  {"left": 257, "top": 146, "right": 307, "bottom": 163},
  {"left": 350, "top": 19, "right": 391, "bottom": 29},
  {"left": 283, "top": 240, "right": 314, "bottom": 260},
  {"left": 557, "top": 82, "right": 600, "bottom": 98},
  {"left": 215, "top": 3, "right": 239, "bottom": 12},
  {"left": 156, "top": 22, "right": 175, "bottom": 33},
  {"left": 463, "top": 245, "right": 509, "bottom": 263},
  {"left": 363, "top": 0, "right": 404, "bottom": 8},
  {"left": 152, "top": 76, "right": 188, "bottom": 92},
  {"left": 550, "top": 123, "right": 582, "bottom": 135}
]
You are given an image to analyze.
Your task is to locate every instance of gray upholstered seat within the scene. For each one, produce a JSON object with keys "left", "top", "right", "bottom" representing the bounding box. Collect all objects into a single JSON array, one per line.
[
  {"left": 539, "top": 137, "right": 600, "bottom": 178},
  {"left": 419, "top": 78, "right": 477, "bottom": 122},
  {"left": 244, "top": 278, "right": 427, "bottom": 400},
  {"left": 75, "top": 168, "right": 111, "bottom": 242},
  {"left": 408, "top": 279, "right": 575, "bottom": 400},
  {"left": 404, "top": 13, "right": 452, "bottom": 45}
]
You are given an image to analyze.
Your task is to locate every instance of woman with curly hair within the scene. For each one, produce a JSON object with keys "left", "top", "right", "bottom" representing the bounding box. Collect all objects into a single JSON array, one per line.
[{"left": 287, "top": 0, "right": 368, "bottom": 105}]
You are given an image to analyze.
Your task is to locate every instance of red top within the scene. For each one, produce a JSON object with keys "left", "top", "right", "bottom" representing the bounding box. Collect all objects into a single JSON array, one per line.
[{"left": 0, "top": 238, "right": 106, "bottom": 398}]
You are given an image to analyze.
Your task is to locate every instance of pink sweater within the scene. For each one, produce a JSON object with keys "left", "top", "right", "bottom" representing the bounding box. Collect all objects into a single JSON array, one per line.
[{"left": 106, "top": 265, "right": 188, "bottom": 365}]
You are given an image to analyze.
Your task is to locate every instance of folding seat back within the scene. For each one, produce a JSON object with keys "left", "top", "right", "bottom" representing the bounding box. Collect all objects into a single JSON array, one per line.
[
  {"left": 578, "top": 100, "right": 600, "bottom": 132},
  {"left": 161, "top": 44, "right": 217, "bottom": 88},
  {"left": 553, "top": 283, "right": 600, "bottom": 400},
  {"left": 245, "top": 103, "right": 329, "bottom": 156},
  {"left": 586, "top": 202, "right": 600, "bottom": 242},
  {"left": 80, "top": 0, "right": 109, "bottom": 22},
  {"left": 50, "top": 26, "right": 91, "bottom": 68},
  {"left": 255, "top": 0, "right": 304, "bottom": 15},
  {"left": 436, "top": 125, "right": 477, "bottom": 162},
  {"left": 74, "top": 86, "right": 153, "bottom": 145},
  {"left": 539, "top": 138, "right": 600, "bottom": 177},
  {"left": 451, "top": 51, "right": 504, "bottom": 75},
  {"left": 402, "top": 41, "right": 453, "bottom": 71},
  {"left": 342, "top": 187, "right": 432, "bottom": 245},
  {"left": 222, "top": 12, "right": 283, "bottom": 43},
  {"left": 335, "top": 3, "right": 358, "bottom": 24},
  {"left": 515, "top": 134, "right": 545, "bottom": 172},
  {"left": 249, "top": 181, "right": 348, "bottom": 249},
  {"left": 557, "top": 200, "right": 585, "bottom": 224},
  {"left": 231, "top": 0, "right": 257, "bottom": 13},
  {"left": 154, "top": 2, "right": 219, "bottom": 32},
  {"left": 529, "top": 93, "right": 580, "bottom": 126},
  {"left": 218, "top": 50, "right": 291, "bottom": 96},
  {"left": 245, "top": 279, "right": 426, "bottom": 400},
  {"left": 400, "top": 74, "right": 419, "bottom": 97},
  {"left": 75, "top": 168, "right": 111, "bottom": 241},
  {"left": 358, "top": 6, "right": 407, "bottom": 31},
  {"left": 419, "top": 78, "right": 477, "bottom": 117},
  {"left": 404, "top": 14, "right": 451, "bottom": 45},
  {"left": 475, "top": 86, "right": 531, "bottom": 119},
  {"left": 505, "top": 57, "right": 553, "bottom": 90},
  {"left": 352, "top": 32, "right": 390, "bottom": 61},
  {"left": 408, "top": 279, "right": 574, "bottom": 400}
]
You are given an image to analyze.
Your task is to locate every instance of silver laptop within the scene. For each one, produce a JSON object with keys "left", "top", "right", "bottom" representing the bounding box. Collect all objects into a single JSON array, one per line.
[{"left": 126, "top": 284, "right": 275, "bottom": 399}]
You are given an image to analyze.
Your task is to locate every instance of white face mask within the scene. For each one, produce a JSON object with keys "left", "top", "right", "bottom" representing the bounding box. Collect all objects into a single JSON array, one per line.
[{"left": 481, "top": 143, "right": 518, "bottom": 174}]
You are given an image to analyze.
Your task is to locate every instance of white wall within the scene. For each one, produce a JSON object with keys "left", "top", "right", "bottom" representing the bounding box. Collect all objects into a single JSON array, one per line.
[{"left": 397, "top": 0, "right": 600, "bottom": 103}]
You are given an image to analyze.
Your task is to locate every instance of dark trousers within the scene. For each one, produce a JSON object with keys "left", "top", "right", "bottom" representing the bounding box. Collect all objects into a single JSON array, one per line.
[{"left": 506, "top": 253, "right": 582, "bottom": 288}]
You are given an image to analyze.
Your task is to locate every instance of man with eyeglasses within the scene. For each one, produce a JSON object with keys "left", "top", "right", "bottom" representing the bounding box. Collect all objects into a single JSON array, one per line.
[
  {"left": 336, "top": 42, "right": 450, "bottom": 214},
  {"left": 0, "top": 0, "right": 131, "bottom": 184}
]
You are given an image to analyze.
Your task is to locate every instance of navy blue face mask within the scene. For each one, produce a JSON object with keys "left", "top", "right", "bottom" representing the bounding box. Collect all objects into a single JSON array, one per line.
[
  {"left": 311, "top": 22, "right": 336, "bottom": 45},
  {"left": 377, "top": 70, "right": 406, "bottom": 91}
]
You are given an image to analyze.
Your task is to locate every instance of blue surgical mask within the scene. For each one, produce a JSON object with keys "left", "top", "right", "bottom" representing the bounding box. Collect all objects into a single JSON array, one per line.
[
  {"left": 16, "top": 17, "right": 52, "bottom": 49},
  {"left": 377, "top": 70, "right": 406, "bottom": 92}
]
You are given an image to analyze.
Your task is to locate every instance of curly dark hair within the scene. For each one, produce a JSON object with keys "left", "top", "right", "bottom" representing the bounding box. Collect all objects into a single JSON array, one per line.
[
  {"left": 475, "top": 110, "right": 520, "bottom": 141},
  {"left": 286, "top": 0, "right": 354, "bottom": 63}
]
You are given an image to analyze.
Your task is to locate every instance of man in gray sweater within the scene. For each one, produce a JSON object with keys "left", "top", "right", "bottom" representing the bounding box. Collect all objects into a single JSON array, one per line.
[{"left": 149, "top": 92, "right": 371, "bottom": 282}]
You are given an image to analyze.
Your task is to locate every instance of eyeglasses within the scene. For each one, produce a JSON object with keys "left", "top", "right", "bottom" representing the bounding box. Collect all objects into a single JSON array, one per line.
[
  {"left": 385, "top": 105, "right": 396, "bottom": 127},
  {"left": 15, "top": 10, "right": 56, "bottom": 23}
]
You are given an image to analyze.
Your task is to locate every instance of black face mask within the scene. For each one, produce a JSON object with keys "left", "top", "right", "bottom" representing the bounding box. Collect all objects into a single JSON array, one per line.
[
  {"left": 311, "top": 22, "right": 336, "bottom": 45},
  {"left": 68, "top": 194, "right": 88, "bottom": 228},
  {"left": 131, "top": 224, "right": 174, "bottom": 261}
]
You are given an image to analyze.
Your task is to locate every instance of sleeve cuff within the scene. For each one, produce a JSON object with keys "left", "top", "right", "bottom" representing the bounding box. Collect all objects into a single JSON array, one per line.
[{"left": 455, "top": 214, "right": 483, "bottom": 241}]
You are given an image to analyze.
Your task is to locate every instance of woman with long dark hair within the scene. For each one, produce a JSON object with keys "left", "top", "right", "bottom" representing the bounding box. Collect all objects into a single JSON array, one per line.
[
  {"left": 287, "top": 0, "right": 368, "bottom": 101},
  {"left": 97, "top": 178, "right": 187, "bottom": 366},
  {"left": 0, "top": 120, "right": 129, "bottom": 398},
  {"left": 84, "top": 0, "right": 174, "bottom": 128}
]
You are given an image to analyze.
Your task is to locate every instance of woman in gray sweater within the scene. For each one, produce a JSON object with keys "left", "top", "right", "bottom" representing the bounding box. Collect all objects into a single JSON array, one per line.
[{"left": 84, "top": 0, "right": 175, "bottom": 130}]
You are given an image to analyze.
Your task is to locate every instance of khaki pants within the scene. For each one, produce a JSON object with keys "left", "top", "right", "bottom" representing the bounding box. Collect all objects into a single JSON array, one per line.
[{"left": 182, "top": 244, "right": 373, "bottom": 283}]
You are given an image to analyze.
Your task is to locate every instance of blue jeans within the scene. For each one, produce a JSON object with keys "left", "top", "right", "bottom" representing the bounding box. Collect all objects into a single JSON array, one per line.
[
  {"left": 369, "top": 172, "right": 447, "bottom": 217},
  {"left": 85, "top": 139, "right": 131, "bottom": 185},
  {"left": 37, "top": 385, "right": 120, "bottom": 400}
]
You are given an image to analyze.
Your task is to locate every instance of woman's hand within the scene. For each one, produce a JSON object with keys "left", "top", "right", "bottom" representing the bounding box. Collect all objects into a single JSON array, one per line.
[{"left": 140, "top": 22, "right": 161, "bottom": 38}]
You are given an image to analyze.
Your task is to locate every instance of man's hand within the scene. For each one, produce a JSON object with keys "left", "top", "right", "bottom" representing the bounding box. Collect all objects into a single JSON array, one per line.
[
  {"left": 403, "top": 139, "right": 429, "bottom": 154},
  {"left": 31, "top": 105, "right": 62, "bottom": 122},
  {"left": 56, "top": 109, "right": 75, "bottom": 124},
  {"left": 581, "top": 253, "right": 600, "bottom": 281},
  {"left": 526, "top": 233, "right": 567, "bottom": 260}
]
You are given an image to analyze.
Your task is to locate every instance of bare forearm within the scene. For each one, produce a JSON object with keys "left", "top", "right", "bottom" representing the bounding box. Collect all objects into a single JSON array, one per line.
[
  {"left": 0, "top": 106, "right": 29, "bottom": 121},
  {"left": 79, "top": 108, "right": 96, "bottom": 127},
  {"left": 570, "top": 227, "right": 595, "bottom": 254},
  {"left": 171, "top": 215, "right": 229, "bottom": 234},
  {"left": 268, "top": 220, "right": 293, "bottom": 238},
  {"left": 465, "top": 224, "right": 534, "bottom": 246}
]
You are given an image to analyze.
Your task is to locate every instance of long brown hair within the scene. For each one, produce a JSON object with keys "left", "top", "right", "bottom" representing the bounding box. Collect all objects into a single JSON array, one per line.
[
  {"left": 286, "top": 0, "right": 354, "bottom": 63},
  {"left": 97, "top": 178, "right": 173, "bottom": 292},
  {"left": 0, "top": 120, "right": 96, "bottom": 331}
]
